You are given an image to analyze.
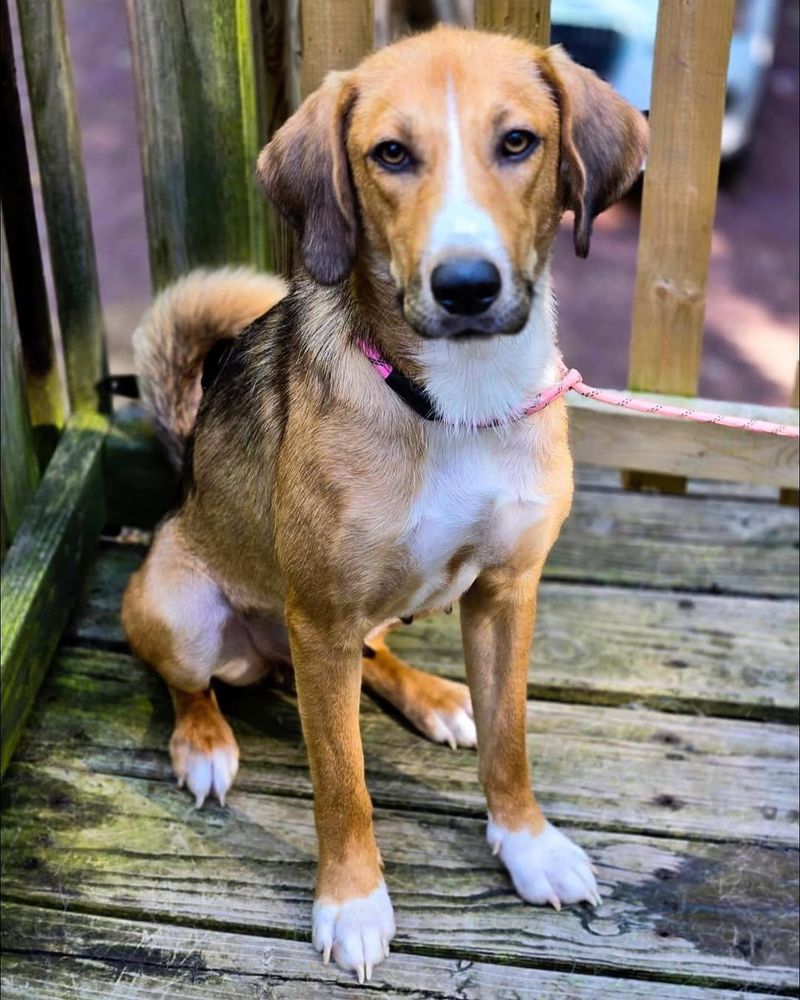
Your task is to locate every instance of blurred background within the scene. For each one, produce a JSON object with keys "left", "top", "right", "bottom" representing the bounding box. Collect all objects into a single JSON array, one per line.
[{"left": 10, "top": 0, "right": 799, "bottom": 404}]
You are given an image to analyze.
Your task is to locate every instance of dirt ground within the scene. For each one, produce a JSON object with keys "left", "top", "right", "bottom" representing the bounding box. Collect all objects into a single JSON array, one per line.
[{"left": 25, "top": 1, "right": 800, "bottom": 404}]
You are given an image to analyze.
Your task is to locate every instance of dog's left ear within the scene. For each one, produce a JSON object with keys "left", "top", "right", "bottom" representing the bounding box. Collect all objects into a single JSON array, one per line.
[
  {"left": 539, "top": 45, "right": 648, "bottom": 258},
  {"left": 257, "top": 72, "right": 358, "bottom": 284}
]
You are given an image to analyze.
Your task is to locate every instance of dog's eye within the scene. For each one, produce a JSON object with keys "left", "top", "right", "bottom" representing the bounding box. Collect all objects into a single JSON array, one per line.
[
  {"left": 372, "top": 141, "right": 412, "bottom": 171},
  {"left": 500, "top": 130, "right": 539, "bottom": 161}
]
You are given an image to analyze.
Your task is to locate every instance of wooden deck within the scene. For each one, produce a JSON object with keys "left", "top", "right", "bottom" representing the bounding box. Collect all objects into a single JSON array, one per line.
[{"left": 1, "top": 470, "right": 798, "bottom": 998}]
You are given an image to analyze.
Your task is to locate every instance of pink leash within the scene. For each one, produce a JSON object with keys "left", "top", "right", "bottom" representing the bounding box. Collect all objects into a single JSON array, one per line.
[{"left": 358, "top": 340, "right": 798, "bottom": 438}]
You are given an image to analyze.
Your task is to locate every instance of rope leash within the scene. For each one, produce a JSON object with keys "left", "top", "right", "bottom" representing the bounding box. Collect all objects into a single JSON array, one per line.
[{"left": 521, "top": 363, "right": 800, "bottom": 439}]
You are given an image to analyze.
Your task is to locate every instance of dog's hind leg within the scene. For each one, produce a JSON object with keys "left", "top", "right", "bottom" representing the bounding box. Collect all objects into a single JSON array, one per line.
[
  {"left": 362, "top": 623, "right": 477, "bottom": 749},
  {"left": 122, "top": 518, "right": 269, "bottom": 806}
]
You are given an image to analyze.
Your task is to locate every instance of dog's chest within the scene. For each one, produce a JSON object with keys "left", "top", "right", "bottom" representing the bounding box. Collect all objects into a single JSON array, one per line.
[{"left": 396, "top": 430, "right": 545, "bottom": 615}]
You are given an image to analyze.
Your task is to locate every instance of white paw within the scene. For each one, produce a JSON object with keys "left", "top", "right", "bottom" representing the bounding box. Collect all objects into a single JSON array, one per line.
[
  {"left": 425, "top": 704, "right": 477, "bottom": 749},
  {"left": 312, "top": 881, "right": 396, "bottom": 981},
  {"left": 488, "top": 818, "right": 601, "bottom": 909},
  {"left": 172, "top": 744, "right": 239, "bottom": 808}
]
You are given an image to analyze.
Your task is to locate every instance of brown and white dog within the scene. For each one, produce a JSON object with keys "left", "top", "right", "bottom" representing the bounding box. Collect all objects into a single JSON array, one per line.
[{"left": 123, "top": 26, "right": 647, "bottom": 981}]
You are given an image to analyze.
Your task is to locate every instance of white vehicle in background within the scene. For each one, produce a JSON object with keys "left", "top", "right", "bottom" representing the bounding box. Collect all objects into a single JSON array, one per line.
[{"left": 550, "top": 0, "right": 781, "bottom": 165}]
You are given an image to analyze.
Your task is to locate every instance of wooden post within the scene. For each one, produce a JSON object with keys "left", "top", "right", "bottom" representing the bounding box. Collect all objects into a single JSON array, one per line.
[
  {"left": 299, "top": 0, "right": 374, "bottom": 98},
  {"left": 16, "top": 0, "right": 109, "bottom": 415},
  {"left": 780, "top": 363, "right": 799, "bottom": 506},
  {"left": 475, "top": 0, "right": 550, "bottom": 44},
  {"left": 1, "top": 223, "right": 40, "bottom": 555},
  {"left": 625, "top": 0, "right": 735, "bottom": 493},
  {"left": 0, "top": 0, "right": 64, "bottom": 442},
  {"left": 126, "top": 0, "right": 268, "bottom": 287}
]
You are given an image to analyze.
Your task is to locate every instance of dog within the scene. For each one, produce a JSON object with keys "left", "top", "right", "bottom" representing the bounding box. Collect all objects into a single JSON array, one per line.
[{"left": 122, "top": 25, "right": 647, "bottom": 981}]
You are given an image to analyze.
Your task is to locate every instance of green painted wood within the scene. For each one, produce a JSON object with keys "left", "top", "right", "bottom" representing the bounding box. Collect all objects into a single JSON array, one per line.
[
  {"left": 16, "top": 0, "right": 108, "bottom": 414},
  {"left": 0, "top": 414, "right": 107, "bottom": 777},
  {"left": 68, "top": 544, "right": 799, "bottom": 722},
  {"left": 0, "top": 223, "right": 39, "bottom": 545},
  {"left": 15, "top": 647, "right": 799, "bottom": 844},
  {"left": 0, "top": 903, "right": 788, "bottom": 1000},
  {"left": 126, "top": 0, "right": 268, "bottom": 287},
  {"left": 0, "top": 0, "right": 64, "bottom": 438},
  {"left": 1, "top": 761, "right": 797, "bottom": 991}
]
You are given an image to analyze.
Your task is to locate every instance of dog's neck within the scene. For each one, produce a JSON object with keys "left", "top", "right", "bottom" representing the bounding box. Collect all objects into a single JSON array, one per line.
[{"left": 349, "top": 260, "right": 561, "bottom": 428}]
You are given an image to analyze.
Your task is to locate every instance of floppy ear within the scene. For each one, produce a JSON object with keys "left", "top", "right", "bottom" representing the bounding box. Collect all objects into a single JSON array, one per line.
[
  {"left": 539, "top": 45, "right": 648, "bottom": 258},
  {"left": 257, "top": 72, "right": 358, "bottom": 284}
]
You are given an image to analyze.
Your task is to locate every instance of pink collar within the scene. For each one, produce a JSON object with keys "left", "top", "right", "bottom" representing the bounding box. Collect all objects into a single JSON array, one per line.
[{"left": 357, "top": 338, "right": 580, "bottom": 427}]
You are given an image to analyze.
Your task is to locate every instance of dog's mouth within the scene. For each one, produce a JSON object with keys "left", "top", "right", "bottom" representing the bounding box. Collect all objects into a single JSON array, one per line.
[{"left": 399, "top": 277, "right": 533, "bottom": 342}]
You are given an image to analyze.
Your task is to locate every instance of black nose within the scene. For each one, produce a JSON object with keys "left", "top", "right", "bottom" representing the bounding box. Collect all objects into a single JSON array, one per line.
[{"left": 431, "top": 259, "right": 501, "bottom": 316}]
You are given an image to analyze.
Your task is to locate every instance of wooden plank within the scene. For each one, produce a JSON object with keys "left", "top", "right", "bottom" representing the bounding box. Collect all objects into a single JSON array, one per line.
[
  {"left": 69, "top": 545, "right": 799, "bottom": 722},
  {"left": 0, "top": 903, "right": 787, "bottom": 1000},
  {"left": 625, "top": 0, "right": 735, "bottom": 493},
  {"left": 0, "top": 222, "right": 39, "bottom": 544},
  {"left": 15, "top": 647, "right": 799, "bottom": 844},
  {"left": 1, "top": 760, "right": 797, "bottom": 991},
  {"left": 780, "top": 362, "right": 799, "bottom": 505},
  {"left": 16, "top": 0, "right": 108, "bottom": 414},
  {"left": 299, "top": 0, "right": 374, "bottom": 98},
  {"left": 570, "top": 393, "right": 799, "bottom": 491},
  {"left": 125, "top": 0, "right": 267, "bottom": 288},
  {"left": 0, "top": 414, "right": 107, "bottom": 777},
  {"left": 475, "top": 0, "right": 550, "bottom": 44},
  {"left": 0, "top": 0, "right": 64, "bottom": 438}
]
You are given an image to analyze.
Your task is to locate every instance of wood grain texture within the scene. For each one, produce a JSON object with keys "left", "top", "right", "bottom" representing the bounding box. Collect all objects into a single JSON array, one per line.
[
  {"left": 0, "top": 223, "right": 39, "bottom": 546},
  {"left": 1, "top": 760, "right": 797, "bottom": 990},
  {"left": 0, "top": 415, "right": 107, "bottom": 777},
  {"left": 475, "top": 0, "right": 550, "bottom": 44},
  {"left": 628, "top": 0, "right": 735, "bottom": 396},
  {"left": 0, "top": 0, "right": 64, "bottom": 436},
  {"left": 2, "top": 904, "right": 784, "bottom": 1000},
  {"left": 625, "top": 0, "right": 735, "bottom": 493},
  {"left": 69, "top": 545, "right": 799, "bottom": 721},
  {"left": 570, "top": 394, "right": 799, "bottom": 490},
  {"left": 16, "top": 0, "right": 108, "bottom": 414},
  {"left": 14, "top": 647, "right": 799, "bottom": 845},
  {"left": 126, "top": 0, "right": 268, "bottom": 288},
  {"left": 299, "top": 0, "right": 373, "bottom": 98}
]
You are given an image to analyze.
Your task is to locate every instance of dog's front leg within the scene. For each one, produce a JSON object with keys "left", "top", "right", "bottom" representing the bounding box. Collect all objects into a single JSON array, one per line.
[
  {"left": 461, "top": 567, "right": 601, "bottom": 910},
  {"left": 286, "top": 602, "right": 395, "bottom": 980}
]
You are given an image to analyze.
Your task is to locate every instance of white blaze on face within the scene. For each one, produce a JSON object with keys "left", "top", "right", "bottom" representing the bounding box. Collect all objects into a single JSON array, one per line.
[{"left": 425, "top": 79, "right": 508, "bottom": 274}]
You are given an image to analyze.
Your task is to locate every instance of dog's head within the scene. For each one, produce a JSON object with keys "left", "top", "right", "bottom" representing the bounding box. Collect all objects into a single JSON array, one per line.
[{"left": 258, "top": 27, "right": 647, "bottom": 341}]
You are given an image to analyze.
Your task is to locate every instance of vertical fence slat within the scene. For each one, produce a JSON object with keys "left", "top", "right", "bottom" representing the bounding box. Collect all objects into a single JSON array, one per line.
[
  {"left": 126, "top": 0, "right": 268, "bottom": 288},
  {"left": 0, "top": 0, "right": 64, "bottom": 441},
  {"left": 780, "top": 363, "right": 799, "bottom": 506},
  {"left": 625, "top": 0, "right": 735, "bottom": 492},
  {"left": 17, "top": 0, "right": 108, "bottom": 414},
  {"left": 251, "top": 0, "right": 298, "bottom": 276},
  {"left": 1, "top": 221, "right": 40, "bottom": 554},
  {"left": 475, "top": 0, "right": 550, "bottom": 44},
  {"left": 299, "top": 0, "right": 374, "bottom": 98}
]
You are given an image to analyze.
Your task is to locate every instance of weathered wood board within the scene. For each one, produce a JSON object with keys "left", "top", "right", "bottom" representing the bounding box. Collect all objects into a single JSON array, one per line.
[
  {"left": 69, "top": 545, "right": 799, "bottom": 721},
  {"left": 13, "top": 648, "right": 799, "bottom": 846},
  {"left": 2, "top": 759, "right": 797, "bottom": 992},
  {"left": 2, "top": 903, "right": 787, "bottom": 1000}
]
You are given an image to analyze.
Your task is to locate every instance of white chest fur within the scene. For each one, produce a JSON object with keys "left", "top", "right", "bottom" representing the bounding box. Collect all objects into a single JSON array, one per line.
[{"left": 396, "top": 421, "right": 548, "bottom": 617}]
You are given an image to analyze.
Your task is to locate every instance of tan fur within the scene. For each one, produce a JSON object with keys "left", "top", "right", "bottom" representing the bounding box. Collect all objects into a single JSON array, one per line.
[{"left": 123, "top": 26, "right": 647, "bottom": 977}]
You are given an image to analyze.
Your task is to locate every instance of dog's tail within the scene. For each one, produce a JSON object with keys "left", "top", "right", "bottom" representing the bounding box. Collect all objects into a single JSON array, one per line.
[{"left": 132, "top": 266, "right": 287, "bottom": 468}]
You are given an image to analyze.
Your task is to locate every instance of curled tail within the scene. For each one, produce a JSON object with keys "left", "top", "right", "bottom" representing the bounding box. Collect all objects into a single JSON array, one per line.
[{"left": 132, "top": 267, "right": 287, "bottom": 468}]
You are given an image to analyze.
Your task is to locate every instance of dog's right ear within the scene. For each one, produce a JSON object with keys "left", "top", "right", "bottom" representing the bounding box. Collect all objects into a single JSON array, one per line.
[{"left": 257, "top": 73, "right": 358, "bottom": 285}]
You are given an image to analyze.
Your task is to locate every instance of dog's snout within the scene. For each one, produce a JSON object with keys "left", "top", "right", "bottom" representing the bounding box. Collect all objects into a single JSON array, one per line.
[{"left": 431, "top": 259, "right": 501, "bottom": 316}]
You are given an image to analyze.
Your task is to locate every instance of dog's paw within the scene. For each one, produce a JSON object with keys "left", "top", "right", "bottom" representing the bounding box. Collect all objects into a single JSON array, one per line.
[
  {"left": 488, "top": 818, "right": 601, "bottom": 909},
  {"left": 170, "top": 710, "right": 240, "bottom": 808},
  {"left": 312, "top": 881, "right": 396, "bottom": 981},
  {"left": 413, "top": 676, "right": 477, "bottom": 749}
]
